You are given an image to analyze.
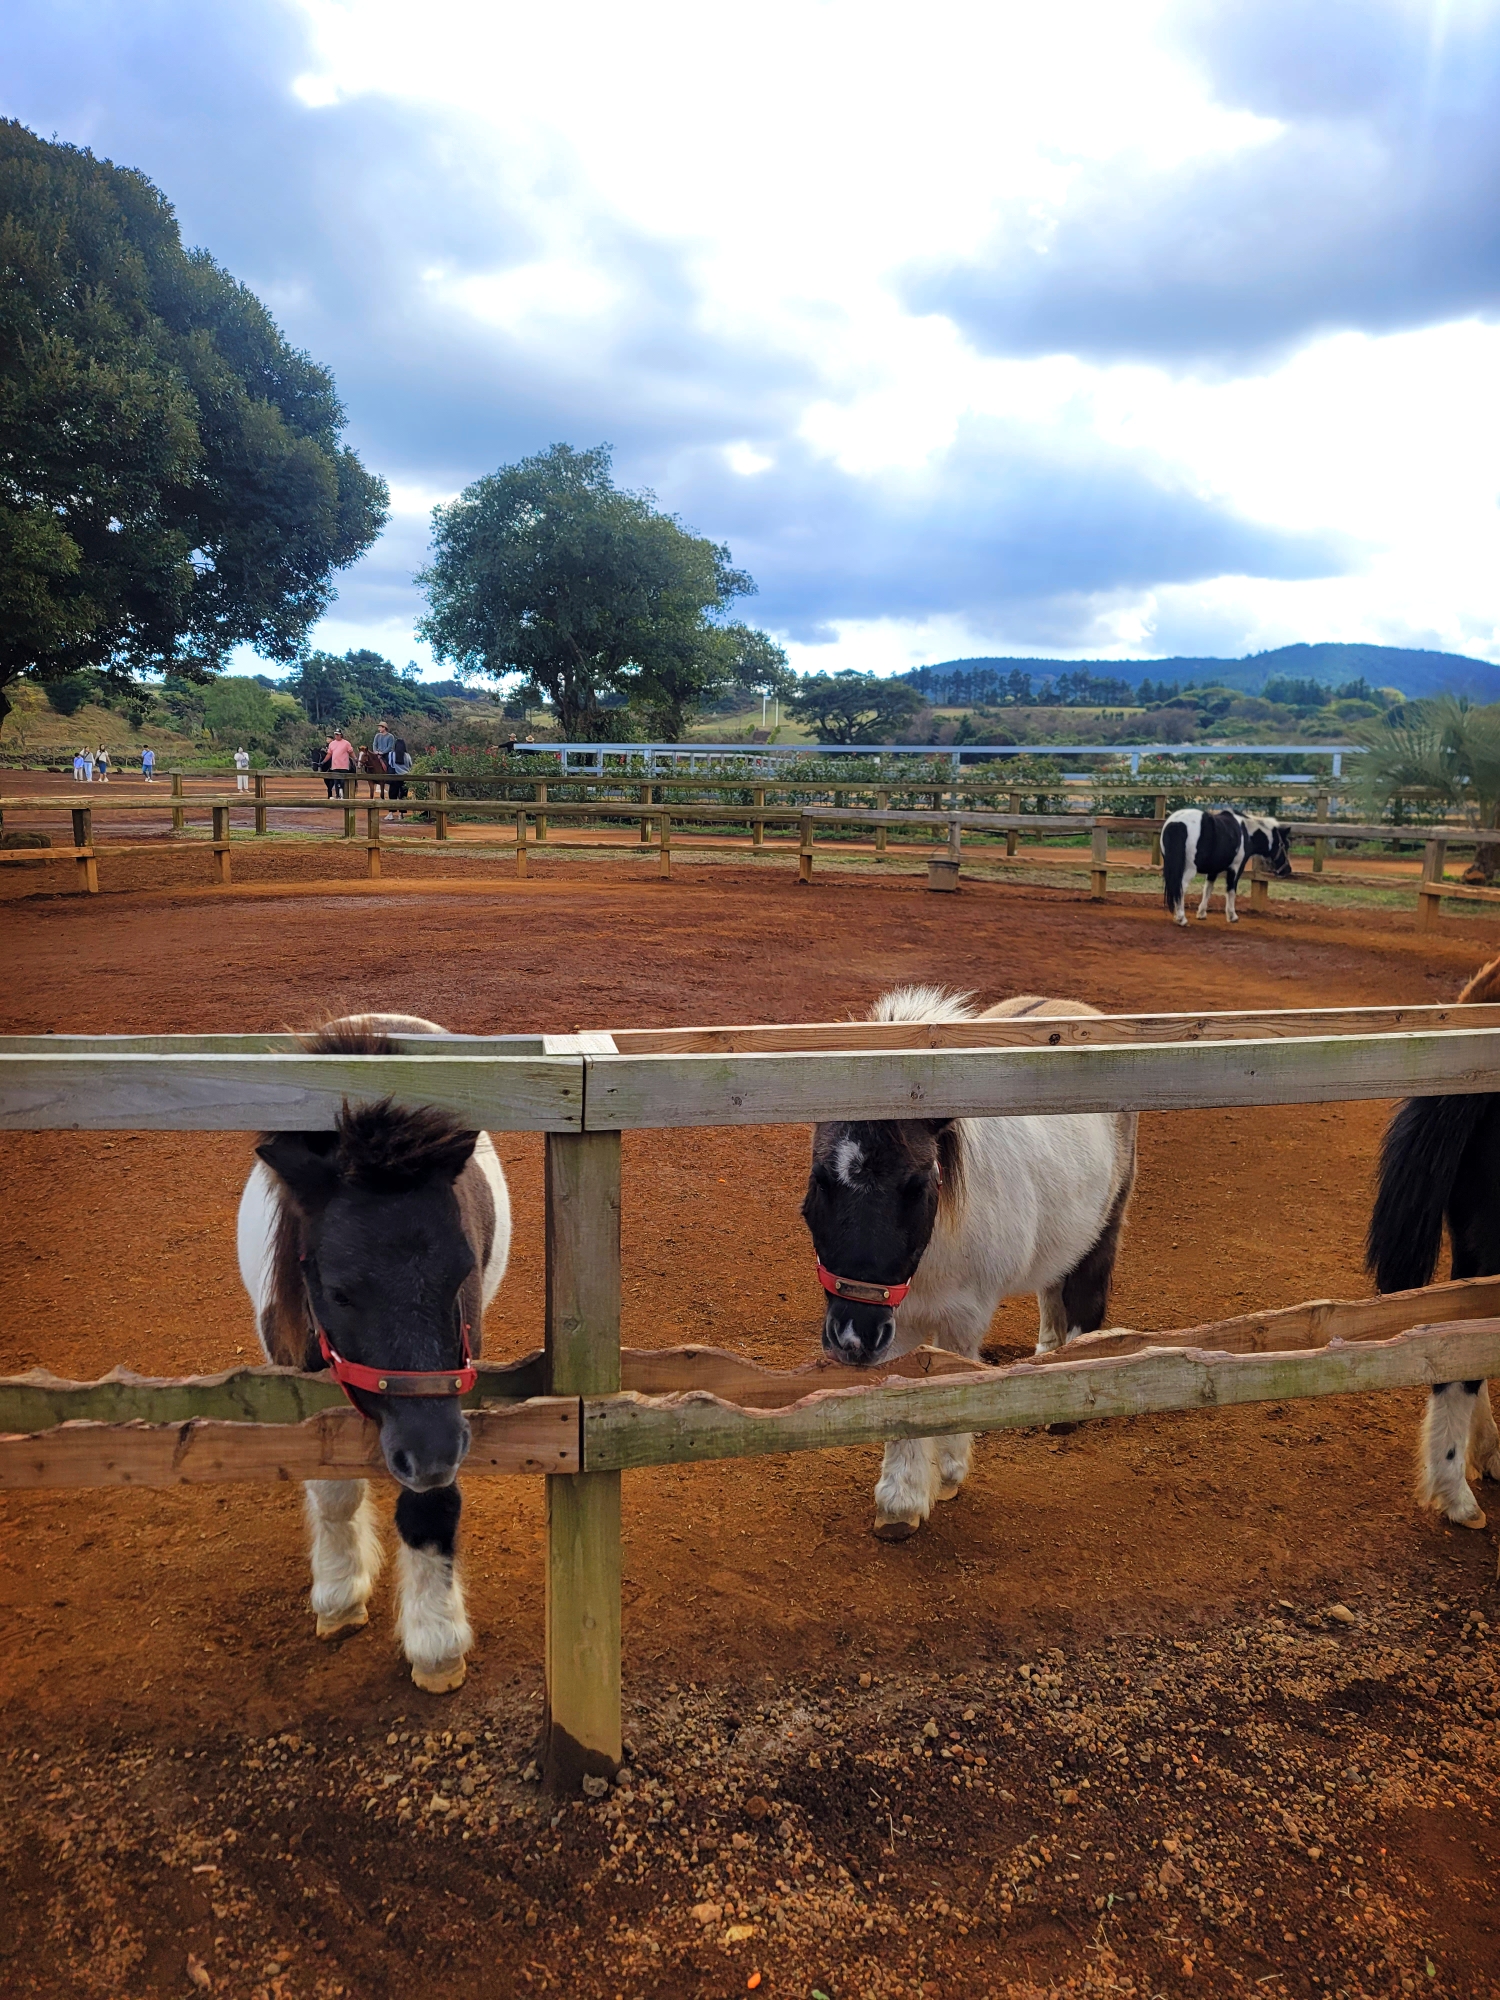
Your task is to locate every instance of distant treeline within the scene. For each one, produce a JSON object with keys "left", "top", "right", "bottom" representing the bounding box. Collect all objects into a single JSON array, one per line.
[{"left": 899, "top": 662, "right": 1393, "bottom": 711}]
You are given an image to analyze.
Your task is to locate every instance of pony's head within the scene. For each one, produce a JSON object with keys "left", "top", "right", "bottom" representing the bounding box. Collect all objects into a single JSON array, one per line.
[
  {"left": 1244, "top": 815, "right": 1293, "bottom": 878},
  {"left": 801, "top": 1119, "right": 959, "bottom": 1365},
  {"left": 259, "top": 1092, "right": 481, "bottom": 1493}
]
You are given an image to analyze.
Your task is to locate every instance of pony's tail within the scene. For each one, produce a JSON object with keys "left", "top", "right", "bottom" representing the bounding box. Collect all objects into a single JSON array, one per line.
[
  {"left": 1161, "top": 820, "right": 1187, "bottom": 912},
  {"left": 1366, "top": 1094, "right": 1490, "bottom": 1292}
]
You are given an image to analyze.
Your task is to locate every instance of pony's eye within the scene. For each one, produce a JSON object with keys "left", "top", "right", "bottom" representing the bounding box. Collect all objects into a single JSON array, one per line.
[{"left": 329, "top": 1288, "right": 350, "bottom": 1308}]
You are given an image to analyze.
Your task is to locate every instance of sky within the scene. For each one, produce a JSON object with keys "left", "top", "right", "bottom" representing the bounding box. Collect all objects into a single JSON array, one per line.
[{"left": 7, "top": 0, "right": 1500, "bottom": 679}]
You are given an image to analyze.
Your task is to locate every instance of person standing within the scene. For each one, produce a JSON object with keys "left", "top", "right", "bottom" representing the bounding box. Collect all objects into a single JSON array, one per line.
[
  {"left": 81, "top": 747, "right": 95, "bottom": 781},
  {"left": 234, "top": 745, "right": 251, "bottom": 792},
  {"left": 73, "top": 750, "right": 85, "bottom": 782},
  {"left": 325, "top": 728, "right": 355, "bottom": 799},
  {"left": 384, "top": 737, "right": 413, "bottom": 818},
  {"left": 95, "top": 745, "right": 110, "bottom": 782},
  {"left": 141, "top": 746, "right": 156, "bottom": 781}
]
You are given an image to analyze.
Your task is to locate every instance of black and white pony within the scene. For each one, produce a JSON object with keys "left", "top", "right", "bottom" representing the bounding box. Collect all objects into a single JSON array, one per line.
[
  {"left": 1366, "top": 957, "right": 1500, "bottom": 1529},
  {"left": 237, "top": 1014, "right": 511, "bottom": 1692},
  {"left": 801, "top": 986, "right": 1137, "bottom": 1539},
  {"left": 1161, "top": 808, "right": 1292, "bottom": 925}
]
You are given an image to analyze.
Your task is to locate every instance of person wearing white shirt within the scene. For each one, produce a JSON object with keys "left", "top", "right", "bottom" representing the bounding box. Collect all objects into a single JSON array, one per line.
[{"left": 234, "top": 746, "right": 251, "bottom": 792}]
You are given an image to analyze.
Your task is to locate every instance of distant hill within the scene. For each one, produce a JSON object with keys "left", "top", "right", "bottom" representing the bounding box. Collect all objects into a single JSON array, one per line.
[{"left": 904, "top": 642, "right": 1500, "bottom": 705}]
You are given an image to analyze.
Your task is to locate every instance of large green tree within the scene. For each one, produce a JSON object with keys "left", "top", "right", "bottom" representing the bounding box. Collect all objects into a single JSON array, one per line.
[
  {"left": 785, "top": 670, "right": 923, "bottom": 744},
  {"left": 1356, "top": 694, "right": 1500, "bottom": 881},
  {"left": 417, "top": 442, "right": 781, "bottom": 740},
  {"left": 0, "top": 121, "right": 388, "bottom": 728},
  {"left": 287, "top": 649, "right": 442, "bottom": 727}
]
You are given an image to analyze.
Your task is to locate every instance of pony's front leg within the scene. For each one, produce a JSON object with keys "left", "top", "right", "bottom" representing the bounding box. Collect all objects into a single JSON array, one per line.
[
  {"left": 1196, "top": 875, "right": 1213, "bottom": 920},
  {"left": 873, "top": 1436, "right": 940, "bottom": 1540},
  {"left": 305, "top": 1479, "right": 384, "bottom": 1639},
  {"left": 1417, "top": 1383, "right": 1488, "bottom": 1528},
  {"left": 1224, "top": 867, "right": 1241, "bottom": 923},
  {"left": 1034, "top": 1283, "right": 1069, "bottom": 1355},
  {"left": 395, "top": 1484, "right": 473, "bottom": 1693}
]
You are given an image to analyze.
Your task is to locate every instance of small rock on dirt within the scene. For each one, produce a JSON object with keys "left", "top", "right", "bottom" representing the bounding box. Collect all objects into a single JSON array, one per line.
[
  {"left": 1327, "top": 1603, "right": 1356, "bottom": 1624},
  {"left": 582, "top": 1773, "right": 610, "bottom": 1800},
  {"left": 692, "top": 1901, "right": 724, "bottom": 1925},
  {"left": 186, "top": 1954, "right": 212, "bottom": 1991}
]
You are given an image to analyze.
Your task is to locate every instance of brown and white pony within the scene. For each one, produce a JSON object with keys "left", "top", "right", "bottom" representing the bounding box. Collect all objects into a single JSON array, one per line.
[
  {"left": 1367, "top": 955, "right": 1500, "bottom": 1527},
  {"left": 801, "top": 986, "right": 1137, "bottom": 1538},
  {"left": 236, "top": 1014, "right": 510, "bottom": 1691}
]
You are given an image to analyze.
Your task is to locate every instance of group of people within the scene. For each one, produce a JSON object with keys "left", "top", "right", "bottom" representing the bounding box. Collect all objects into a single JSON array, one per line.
[
  {"left": 71, "top": 746, "right": 115, "bottom": 782},
  {"left": 317, "top": 719, "right": 413, "bottom": 816}
]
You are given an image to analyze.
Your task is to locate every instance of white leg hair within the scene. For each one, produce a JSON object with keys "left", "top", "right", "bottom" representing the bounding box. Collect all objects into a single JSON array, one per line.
[
  {"left": 1416, "top": 1384, "right": 1488, "bottom": 1528},
  {"left": 396, "top": 1540, "right": 473, "bottom": 1693},
  {"left": 1035, "top": 1283, "right": 1069, "bottom": 1355},
  {"left": 1225, "top": 876, "right": 1239, "bottom": 923},
  {"left": 1196, "top": 877, "right": 1213, "bottom": 920},
  {"left": 305, "top": 1480, "right": 384, "bottom": 1639},
  {"left": 873, "top": 1308, "right": 990, "bottom": 1538}
]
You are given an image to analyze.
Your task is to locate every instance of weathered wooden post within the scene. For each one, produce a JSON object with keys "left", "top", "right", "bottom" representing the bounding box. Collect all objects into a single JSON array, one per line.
[
  {"left": 1313, "top": 791, "right": 1330, "bottom": 874},
  {"left": 70, "top": 806, "right": 98, "bottom": 894},
  {"left": 1150, "top": 793, "right": 1167, "bottom": 867},
  {"left": 797, "top": 813, "right": 814, "bottom": 885},
  {"left": 1418, "top": 836, "right": 1448, "bottom": 932},
  {"left": 1090, "top": 819, "right": 1109, "bottom": 900},
  {"left": 365, "top": 806, "right": 382, "bottom": 880},
  {"left": 343, "top": 793, "right": 357, "bottom": 840},
  {"left": 253, "top": 772, "right": 268, "bottom": 836},
  {"left": 1008, "top": 791, "right": 1022, "bottom": 858},
  {"left": 1249, "top": 856, "right": 1270, "bottom": 910},
  {"left": 875, "top": 789, "right": 889, "bottom": 857},
  {"left": 928, "top": 816, "right": 961, "bottom": 892},
  {"left": 212, "top": 805, "right": 231, "bottom": 885},
  {"left": 639, "top": 782, "right": 653, "bottom": 844},
  {"left": 515, "top": 810, "right": 529, "bottom": 880},
  {"left": 535, "top": 780, "right": 549, "bottom": 843},
  {"left": 657, "top": 811, "right": 672, "bottom": 881},
  {"left": 434, "top": 777, "right": 449, "bottom": 842},
  {"left": 542, "top": 1126, "right": 622, "bottom": 1793},
  {"left": 752, "top": 786, "right": 765, "bottom": 850},
  {"left": 170, "top": 771, "right": 185, "bottom": 835}
]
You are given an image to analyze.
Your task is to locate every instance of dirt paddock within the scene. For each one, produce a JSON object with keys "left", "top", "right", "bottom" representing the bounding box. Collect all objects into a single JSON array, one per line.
[{"left": 3, "top": 863, "right": 1499, "bottom": 2000}]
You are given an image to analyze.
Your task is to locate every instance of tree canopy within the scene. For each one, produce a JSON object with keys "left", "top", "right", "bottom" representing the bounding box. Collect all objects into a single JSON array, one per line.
[
  {"left": 0, "top": 121, "right": 388, "bottom": 726},
  {"left": 285, "top": 649, "right": 443, "bottom": 727},
  {"left": 416, "top": 442, "right": 785, "bottom": 740},
  {"left": 785, "top": 670, "right": 923, "bottom": 744}
]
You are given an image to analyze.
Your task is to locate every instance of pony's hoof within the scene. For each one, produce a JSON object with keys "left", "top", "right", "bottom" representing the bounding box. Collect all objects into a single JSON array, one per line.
[
  {"left": 1448, "top": 1504, "right": 1487, "bottom": 1531},
  {"left": 412, "top": 1654, "right": 467, "bottom": 1694},
  {"left": 936, "top": 1481, "right": 963, "bottom": 1503},
  {"left": 873, "top": 1510, "right": 922, "bottom": 1540},
  {"left": 315, "top": 1603, "right": 369, "bottom": 1641}
]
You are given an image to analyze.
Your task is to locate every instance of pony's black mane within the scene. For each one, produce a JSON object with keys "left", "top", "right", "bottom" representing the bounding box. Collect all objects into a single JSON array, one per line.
[{"left": 288, "top": 1020, "right": 479, "bottom": 1191}]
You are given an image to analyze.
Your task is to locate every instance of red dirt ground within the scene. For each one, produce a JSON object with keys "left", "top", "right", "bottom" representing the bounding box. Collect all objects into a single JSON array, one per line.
[{"left": 3, "top": 859, "right": 1498, "bottom": 2000}]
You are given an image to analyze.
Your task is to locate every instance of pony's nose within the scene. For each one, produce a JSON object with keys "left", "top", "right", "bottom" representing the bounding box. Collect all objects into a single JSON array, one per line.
[{"left": 823, "top": 1310, "right": 896, "bottom": 1365}]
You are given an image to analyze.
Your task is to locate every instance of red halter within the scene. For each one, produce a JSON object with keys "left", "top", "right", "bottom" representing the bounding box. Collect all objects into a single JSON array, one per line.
[
  {"left": 815, "top": 1258, "right": 912, "bottom": 1309},
  {"left": 316, "top": 1323, "right": 476, "bottom": 1406}
]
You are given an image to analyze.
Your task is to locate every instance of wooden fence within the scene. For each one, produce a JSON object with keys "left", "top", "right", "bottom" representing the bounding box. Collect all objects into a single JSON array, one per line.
[{"left": 6, "top": 1003, "right": 1500, "bottom": 1787}]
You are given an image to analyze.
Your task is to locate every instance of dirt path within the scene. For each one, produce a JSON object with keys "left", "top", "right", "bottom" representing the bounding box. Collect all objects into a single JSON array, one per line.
[{"left": 3, "top": 869, "right": 1498, "bottom": 1999}]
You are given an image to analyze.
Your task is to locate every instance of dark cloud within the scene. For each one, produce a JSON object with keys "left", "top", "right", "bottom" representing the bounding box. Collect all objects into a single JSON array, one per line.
[
  {"left": 911, "top": 0, "right": 1500, "bottom": 369},
  {"left": 3, "top": 0, "right": 1358, "bottom": 656}
]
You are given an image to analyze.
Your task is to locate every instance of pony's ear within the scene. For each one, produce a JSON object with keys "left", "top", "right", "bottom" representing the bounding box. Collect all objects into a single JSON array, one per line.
[{"left": 256, "top": 1132, "right": 342, "bottom": 1211}]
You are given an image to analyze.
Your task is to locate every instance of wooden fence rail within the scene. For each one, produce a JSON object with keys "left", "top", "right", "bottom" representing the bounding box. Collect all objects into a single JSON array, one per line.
[{"left": 8, "top": 1010, "right": 1500, "bottom": 1786}]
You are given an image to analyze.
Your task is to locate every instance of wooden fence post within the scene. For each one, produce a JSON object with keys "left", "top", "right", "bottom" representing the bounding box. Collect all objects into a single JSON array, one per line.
[
  {"left": 639, "top": 782, "right": 653, "bottom": 844},
  {"left": 1314, "top": 791, "right": 1329, "bottom": 874},
  {"left": 1090, "top": 819, "right": 1108, "bottom": 900},
  {"left": 253, "top": 772, "right": 268, "bottom": 836},
  {"left": 70, "top": 807, "right": 98, "bottom": 894},
  {"left": 342, "top": 793, "right": 356, "bottom": 840},
  {"left": 798, "top": 813, "right": 814, "bottom": 885},
  {"left": 657, "top": 812, "right": 671, "bottom": 880},
  {"left": 434, "top": 777, "right": 449, "bottom": 842},
  {"left": 516, "top": 810, "right": 529, "bottom": 880},
  {"left": 212, "top": 805, "right": 231, "bottom": 885},
  {"left": 542, "top": 1129, "right": 622, "bottom": 1793},
  {"left": 752, "top": 786, "right": 765, "bottom": 850},
  {"left": 1150, "top": 794, "right": 1167, "bottom": 867},
  {"left": 1249, "top": 857, "right": 1270, "bottom": 909},
  {"left": 1418, "top": 836, "right": 1448, "bottom": 932},
  {"left": 365, "top": 806, "right": 382, "bottom": 880},
  {"left": 536, "top": 780, "right": 549, "bottom": 842},
  {"left": 1008, "top": 792, "right": 1021, "bottom": 858},
  {"left": 170, "top": 771, "right": 185, "bottom": 835},
  {"left": 927, "top": 817, "right": 961, "bottom": 892},
  {"left": 875, "top": 790, "right": 889, "bottom": 856}
]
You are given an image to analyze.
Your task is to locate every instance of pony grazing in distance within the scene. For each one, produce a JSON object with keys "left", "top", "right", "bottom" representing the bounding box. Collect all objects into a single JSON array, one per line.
[
  {"left": 237, "top": 1014, "right": 511, "bottom": 1692},
  {"left": 1366, "top": 954, "right": 1500, "bottom": 1529},
  {"left": 801, "top": 986, "right": 1137, "bottom": 1539},
  {"left": 1161, "top": 807, "right": 1292, "bottom": 925}
]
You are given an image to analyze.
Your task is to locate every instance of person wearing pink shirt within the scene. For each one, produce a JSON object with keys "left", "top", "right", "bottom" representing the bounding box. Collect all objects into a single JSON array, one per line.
[{"left": 324, "top": 730, "right": 355, "bottom": 799}]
